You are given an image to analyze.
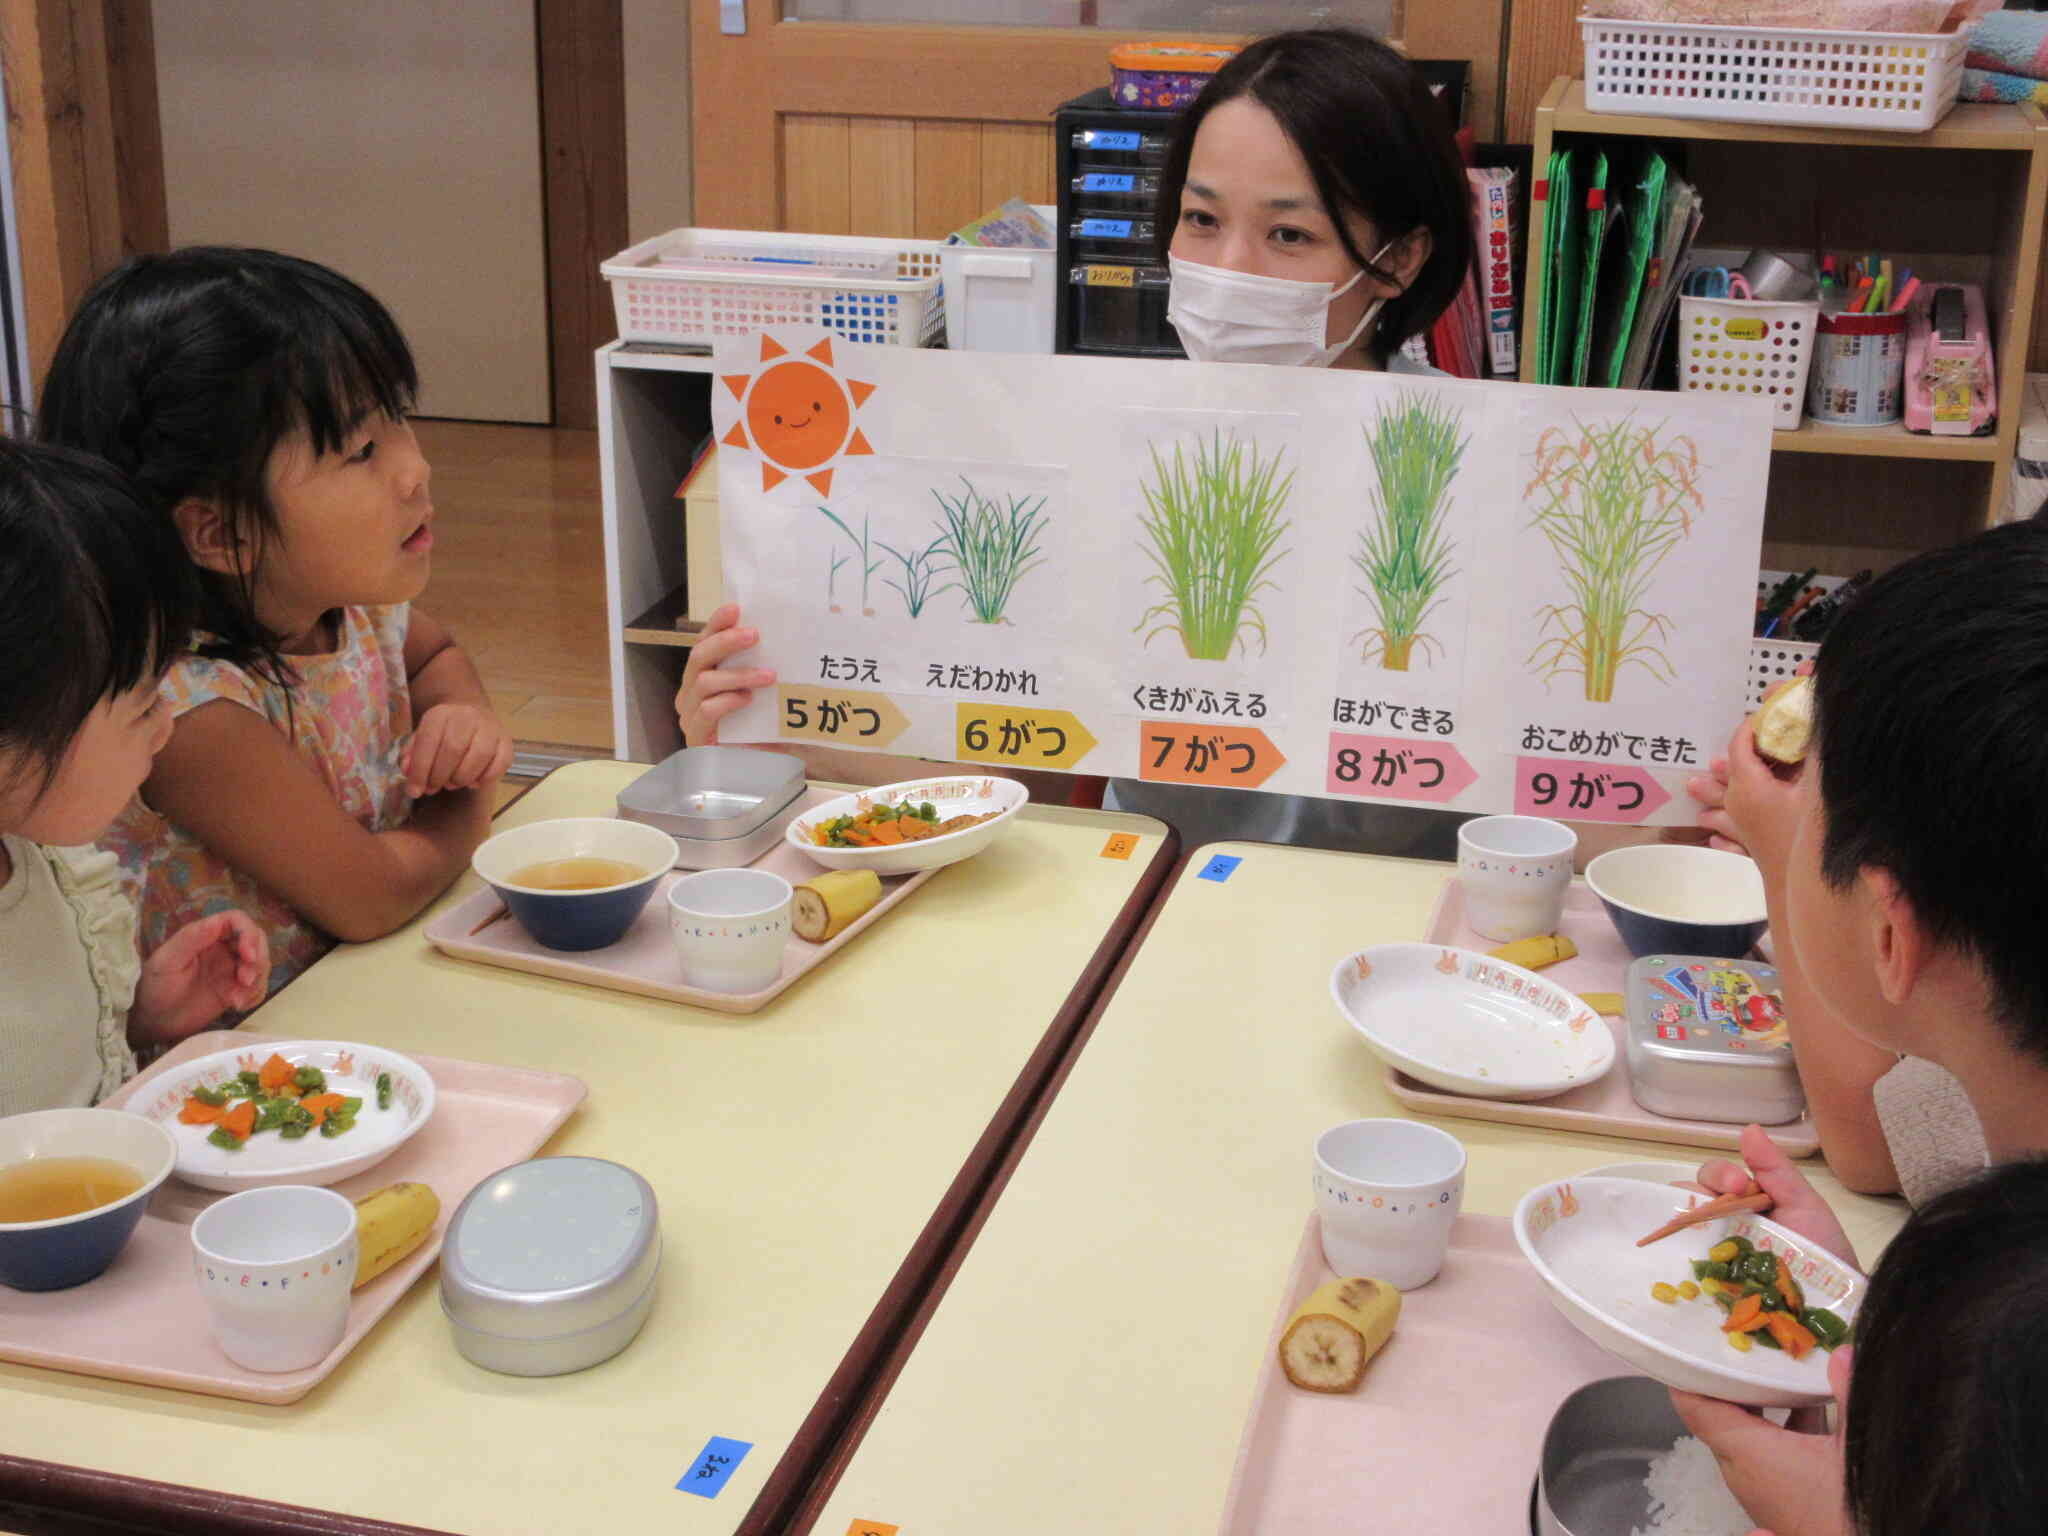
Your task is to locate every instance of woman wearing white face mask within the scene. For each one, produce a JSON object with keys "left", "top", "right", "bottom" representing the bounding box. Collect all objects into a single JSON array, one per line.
[{"left": 1103, "top": 28, "right": 1484, "bottom": 861}]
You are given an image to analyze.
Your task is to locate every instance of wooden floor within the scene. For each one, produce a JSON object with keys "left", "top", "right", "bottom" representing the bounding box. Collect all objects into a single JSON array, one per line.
[{"left": 413, "top": 419, "right": 613, "bottom": 755}]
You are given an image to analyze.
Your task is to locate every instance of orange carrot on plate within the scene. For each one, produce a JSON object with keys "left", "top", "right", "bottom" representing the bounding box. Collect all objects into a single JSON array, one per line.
[
  {"left": 257, "top": 1053, "right": 296, "bottom": 1092},
  {"left": 217, "top": 1099, "right": 258, "bottom": 1142},
  {"left": 178, "top": 1097, "right": 225, "bottom": 1125}
]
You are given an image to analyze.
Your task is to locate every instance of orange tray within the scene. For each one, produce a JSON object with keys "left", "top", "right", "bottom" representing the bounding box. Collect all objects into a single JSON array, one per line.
[
  {"left": 0, "top": 1032, "right": 586, "bottom": 1405},
  {"left": 1383, "top": 878, "right": 1819, "bottom": 1157},
  {"left": 424, "top": 786, "right": 937, "bottom": 1015}
]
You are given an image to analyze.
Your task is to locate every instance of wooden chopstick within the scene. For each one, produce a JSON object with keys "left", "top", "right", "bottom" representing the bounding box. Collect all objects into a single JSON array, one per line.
[
  {"left": 1634, "top": 1190, "right": 1774, "bottom": 1248},
  {"left": 467, "top": 905, "right": 511, "bottom": 937}
]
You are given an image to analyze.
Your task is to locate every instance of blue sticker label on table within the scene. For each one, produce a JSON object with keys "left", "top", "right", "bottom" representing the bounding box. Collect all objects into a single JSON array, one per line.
[
  {"left": 1087, "top": 129, "right": 1141, "bottom": 151},
  {"left": 1079, "top": 218, "right": 1134, "bottom": 239},
  {"left": 1081, "top": 172, "right": 1135, "bottom": 193},
  {"left": 678, "top": 1437, "right": 752, "bottom": 1497},
  {"left": 1198, "top": 854, "right": 1242, "bottom": 883}
]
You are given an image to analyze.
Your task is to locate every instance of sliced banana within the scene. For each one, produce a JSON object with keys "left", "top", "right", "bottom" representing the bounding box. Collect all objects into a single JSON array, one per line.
[{"left": 1277, "top": 1276, "right": 1400, "bottom": 1393}]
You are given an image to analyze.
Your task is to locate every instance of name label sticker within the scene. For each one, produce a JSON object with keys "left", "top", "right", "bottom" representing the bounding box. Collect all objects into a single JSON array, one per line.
[
  {"left": 1080, "top": 172, "right": 1135, "bottom": 193},
  {"left": 846, "top": 1524, "right": 900, "bottom": 1536},
  {"left": 678, "top": 1437, "right": 752, "bottom": 1498},
  {"left": 1086, "top": 129, "right": 1141, "bottom": 151},
  {"left": 1079, "top": 217, "right": 1134, "bottom": 239},
  {"left": 1198, "top": 854, "right": 1242, "bottom": 883},
  {"left": 1101, "top": 832, "right": 1138, "bottom": 860}
]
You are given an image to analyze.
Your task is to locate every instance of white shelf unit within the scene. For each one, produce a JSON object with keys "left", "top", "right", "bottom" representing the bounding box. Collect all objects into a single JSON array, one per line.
[{"left": 597, "top": 341, "right": 718, "bottom": 763}]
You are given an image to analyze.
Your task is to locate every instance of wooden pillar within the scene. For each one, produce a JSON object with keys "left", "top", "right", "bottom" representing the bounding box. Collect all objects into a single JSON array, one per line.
[{"left": 2, "top": 0, "right": 165, "bottom": 399}]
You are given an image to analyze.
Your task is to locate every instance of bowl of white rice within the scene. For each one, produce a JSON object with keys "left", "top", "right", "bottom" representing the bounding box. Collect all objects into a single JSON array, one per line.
[
  {"left": 1516, "top": 1175, "right": 1864, "bottom": 1408},
  {"left": 1537, "top": 1375, "right": 1756, "bottom": 1536}
]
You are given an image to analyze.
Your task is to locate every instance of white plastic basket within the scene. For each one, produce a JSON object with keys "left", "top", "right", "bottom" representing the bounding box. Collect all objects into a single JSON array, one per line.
[
  {"left": 1747, "top": 637, "right": 1819, "bottom": 708},
  {"left": 603, "top": 227, "right": 947, "bottom": 350},
  {"left": 1581, "top": 17, "right": 1968, "bottom": 133},
  {"left": 1680, "top": 293, "right": 1821, "bottom": 429}
]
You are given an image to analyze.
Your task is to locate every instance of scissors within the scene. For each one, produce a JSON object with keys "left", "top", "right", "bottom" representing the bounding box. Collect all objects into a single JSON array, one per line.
[{"left": 1684, "top": 266, "right": 1753, "bottom": 299}]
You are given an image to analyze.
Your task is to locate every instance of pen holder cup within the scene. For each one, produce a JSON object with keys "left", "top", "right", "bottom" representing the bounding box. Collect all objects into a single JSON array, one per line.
[
  {"left": 1678, "top": 295, "right": 1822, "bottom": 430},
  {"left": 1807, "top": 311, "right": 1908, "bottom": 428}
]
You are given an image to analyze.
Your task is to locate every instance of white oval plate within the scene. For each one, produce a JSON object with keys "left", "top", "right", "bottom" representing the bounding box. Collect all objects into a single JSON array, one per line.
[
  {"left": 127, "top": 1040, "right": 436, "bottom": 1193},
  {"left": 1515, "top": 1175, "right": 1864, "bottom": 1407},
  {"left": 1330, "top": 943, "right": 1615, "bottom": 1101},
  {"left": 788, "top": 775, "right": 1029, "bottom": 876}
]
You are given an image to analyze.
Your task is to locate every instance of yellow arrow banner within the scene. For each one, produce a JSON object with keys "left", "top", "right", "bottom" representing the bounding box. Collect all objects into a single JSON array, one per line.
[
  {"left": 953, "top": 703, "right": 1099, "bottom": 770},
  {"left": 777, "top": 685, "right": 911, "bottom": 750}
]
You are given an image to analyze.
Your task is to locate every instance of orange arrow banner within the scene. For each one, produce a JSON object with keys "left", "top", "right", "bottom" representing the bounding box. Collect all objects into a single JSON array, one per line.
[
  {"left": 1136, "top": 722, "right": 1286, "bottom": 788},
  {"left": 777, "top": 685, "right": 910, "bottom": 750}
]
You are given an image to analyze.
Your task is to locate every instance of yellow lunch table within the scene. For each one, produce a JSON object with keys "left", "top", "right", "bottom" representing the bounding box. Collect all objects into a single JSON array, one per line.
[
  {"left": 0, "top": 762, "right": 1172, "bottom": 1536},
  {"left": 803, "top": 840, "right": 1909, "bottom": 1536}
]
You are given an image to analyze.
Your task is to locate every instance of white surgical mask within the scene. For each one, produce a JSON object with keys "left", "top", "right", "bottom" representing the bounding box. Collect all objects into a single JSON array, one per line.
[{"left": 1167, "top": 240, "right": 1397, "bottom": 368}]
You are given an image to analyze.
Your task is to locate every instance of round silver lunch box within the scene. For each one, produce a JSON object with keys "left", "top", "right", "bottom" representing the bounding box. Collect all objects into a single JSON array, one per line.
[{"left": 439, "top": 1156, "right": 660, "bottom": 1377}]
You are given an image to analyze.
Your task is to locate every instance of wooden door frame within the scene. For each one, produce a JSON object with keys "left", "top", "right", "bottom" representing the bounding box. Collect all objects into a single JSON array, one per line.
[{"left": 691, "top": 0, "right": 1507, "bottom": 231}]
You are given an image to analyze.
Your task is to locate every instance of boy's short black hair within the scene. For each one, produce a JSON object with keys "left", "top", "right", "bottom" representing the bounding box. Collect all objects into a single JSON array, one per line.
[
  {"left": 1153, "top": 28, "right": 1474, "bottom": 359},
  {"left": 1813, "top": 519, "right": 2048, "bottom": 1061},
  {"left": 1847, "top": 1157, "right": 2048, "bottom": 1535},
  {"left": 35, "top": 245, "right": 418, "bottom": 688},
  {"left": 0, "top": 437, "right": 194, "bottom": 801}
]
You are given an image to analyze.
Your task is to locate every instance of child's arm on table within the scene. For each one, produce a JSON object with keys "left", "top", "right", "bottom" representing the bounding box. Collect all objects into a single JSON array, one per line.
[
  {"left": 144, "top": 702, "right": 491, "bottom": 943},
  {"left": 1705, "top": 720, "right": 1901, "bottom": 1194},
  {"left": 401, "top": 609, "right": 514, "bottom": 796},
  {"left": 128, "top": 914, "right": 269, "bottom": 1047}
]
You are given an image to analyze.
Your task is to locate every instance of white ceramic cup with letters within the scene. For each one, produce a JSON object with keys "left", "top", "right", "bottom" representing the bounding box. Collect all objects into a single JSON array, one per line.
[
  {"left": 1457, "top": 815, "right": 1577, "bottom": 941},
  {"left": 1313, "top": 1119, "right": 1466, "bottom": 1290},
  {"left": 667, "top": 868, "right": 793, "bottom": 994},
  {"left": 191, "top": 1184, "right": 358, "bottom": 1372}
]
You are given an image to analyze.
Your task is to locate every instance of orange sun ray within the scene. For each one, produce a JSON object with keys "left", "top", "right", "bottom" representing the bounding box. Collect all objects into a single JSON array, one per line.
[
  {"left": 846, "top": 429, "right": 873, "bottom": 457},
  {"left": 805, "top": 469, "right": 835, "bottom": 495},
  {"left": 760, "top": 335, "right": 787, "bottom": 362},
  {"left": 849, "top": 379, "right": 876, "bottom": 407},
  {"left": 807, "top": 336, "right": 835, "bottom": 367}
]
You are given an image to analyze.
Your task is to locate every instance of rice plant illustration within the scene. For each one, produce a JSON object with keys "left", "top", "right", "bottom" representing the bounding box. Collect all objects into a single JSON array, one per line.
[
  {"left": 1134, "top": 429, "right": 1294, "bottom": 661},
  {"left": 878, "top": 535, "right": 957, "bottom": 618},
  {"left": 816, "top": 506, "right": 882, "bottom": 616},
  {"left": 1524, "top": 416, "right": 1703, "bottom": 703},
  {"left": 930, "top": 477, "right": 1049, "bottom": 625},
  {"left": 1351, "top": 395, "right": 1466, "bottom": 671}
]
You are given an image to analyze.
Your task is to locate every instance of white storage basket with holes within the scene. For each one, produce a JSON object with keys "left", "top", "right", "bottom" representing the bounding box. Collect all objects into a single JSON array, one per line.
[
  {"left": 1680, "top": 289, "right": 1821, "bottom": 430},
  {"left": 1580, "top": 17, "right": 1968, "bottom": 133},
  {"left": 602, "top": 228, "right": 948, "bottom": 351}
]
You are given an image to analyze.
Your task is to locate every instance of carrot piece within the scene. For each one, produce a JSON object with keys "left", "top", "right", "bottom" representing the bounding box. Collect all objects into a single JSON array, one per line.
[
  {"left": 841, "top": 828, "right": 876, "bottom": 847},
  {"left": 257, "top": 1053, "right": 296, "bottom": 1092},
  {"left": 300, "top": 1092, "right": 345, "bottom": 1127},
  {"left": 1723, "top": 1292, "right": 1766, "bottom": 1333},
  {"left": 867, "top": 819, "right": 905, "bottom": 845},
  {"left": 1776, "top": 1270, "right": 1804, "bottom": 1313},
  {"left": 1764, "top": 1310, "right": 1817, "bottom": 1359},
  {"left": 217, "top": 1100, "right": 257, "bottom": 1141},
  {"left": 179, "top": 1097, "right": 225, "bottom": 1125}
]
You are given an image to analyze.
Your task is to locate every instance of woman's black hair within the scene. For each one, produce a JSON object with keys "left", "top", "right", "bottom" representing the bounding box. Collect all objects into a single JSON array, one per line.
[
  {"left": 35, "top": 246, "right": 418, "bottom": 689},
  {"left": 0, "top": 436, "right": 194, "bottom": 803},
  {"left": 1153, "top": 28, "right": 1474, "bottom": 359},
  {"left": 1845, "top": 1157, "right": 2048, "bottom": 1536}
]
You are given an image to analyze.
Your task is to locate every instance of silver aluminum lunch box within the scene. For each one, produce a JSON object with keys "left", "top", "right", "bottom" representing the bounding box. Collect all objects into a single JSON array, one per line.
[
  {"left": 439, "top": 1157, "right": 659, "bottom": 1377},
  {"left": 616, "top": 746, "right": 805, "bottom": 869},
  {"left": 1535, "top": 1375, "right": 1688, "bottom": 1536},
  {"left": 1624, "top": 954, "right": 1805, "bottom": 1125}
]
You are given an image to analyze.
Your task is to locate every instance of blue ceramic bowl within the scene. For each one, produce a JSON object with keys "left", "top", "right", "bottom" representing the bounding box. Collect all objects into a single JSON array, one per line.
[
  {"left": 471, "top": 817, "right": 678, "bottom": 952},
  {"left": 0, "top": 1108, "right": 177, "bottom": 1291},
  {"left": 1585, "top": 844, "right": 1768, "bottom": 960}
]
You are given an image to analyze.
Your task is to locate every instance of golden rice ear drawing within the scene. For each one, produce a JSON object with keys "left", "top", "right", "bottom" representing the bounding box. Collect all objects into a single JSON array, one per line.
[
  {"left": 1354, "top": 955, "right": 1373, "bottom": 981},
  {"left": 1436, "top": 949, "right": 1458, "bottom": 974}
]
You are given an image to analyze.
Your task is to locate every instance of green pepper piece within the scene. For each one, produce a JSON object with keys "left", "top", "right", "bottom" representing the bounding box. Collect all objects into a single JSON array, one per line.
[
  {"left": 293, "top": 1066, "right": 326, "bottom": 1091},
  {"left": 919, "top": 801, "right": 937, "bottom": 821},
  {"left": 1724, "top": 1235, "right": 1755, "bottom": 1258},
  {"left": 279, "top": 1121, "right": 311, "bottom": 1140},
  {"left": 190, "top": 1084, "right": 229, "bottom": 1108},
  {"left": 1692, "top": 1259, "right": 1733, "bottom": 1283},
  {"left": 207, "top": 1126, "right": 244, "bottom": 1151},
  {"left": 338, "top": 1096, "right": 363, "bottom": 1116},
  {"left": 1751, "top": 1326, "right": 1784, "bottom": 1350},
  {"left": 1802, "top": 1308, "right": 1851, "bottom": 1350},
  {"left": 320, "top": 1114, "right": 357, "bottom": 1138},
  {"left": 1736, "top": 1251, "right": 1779, "bottom": 1288},
  {"left": 376, "top": 1072, "right": 393, "bottom": 1110},
  {"left": 237, "top": 1069, "right": 261, "bottom": 1087},
  {"left": 220, "top": 1079, "right": 255, "bottom": 1099}
]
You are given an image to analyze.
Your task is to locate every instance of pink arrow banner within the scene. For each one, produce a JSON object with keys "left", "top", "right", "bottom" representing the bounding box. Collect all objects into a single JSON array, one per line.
[
  {"left": 1514, "top": 756, "right": 1674, "bottom": 824},
  {"left": 1326, "top": 734, "right": 1478, "bottom": 803}
]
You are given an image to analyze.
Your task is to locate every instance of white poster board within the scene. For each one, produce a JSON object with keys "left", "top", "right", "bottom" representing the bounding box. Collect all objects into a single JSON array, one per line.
[{"left": 714, "top": 328, "right": 1772, "bottom": 828}]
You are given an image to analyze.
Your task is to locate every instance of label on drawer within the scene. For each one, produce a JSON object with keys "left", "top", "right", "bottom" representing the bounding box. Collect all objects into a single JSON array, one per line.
[
  {"left": 1080, "top": 265, "right": 1137, "bottom": 289},
  {"left": 1081, "top": 172, "right": 1136, "bottom": 193},
  {"left": 1079, "top": 218, "right": 1135, "bottom": 239},
  {"left": 1083, "top": 129, "right": 1141, "bottom": 151}
]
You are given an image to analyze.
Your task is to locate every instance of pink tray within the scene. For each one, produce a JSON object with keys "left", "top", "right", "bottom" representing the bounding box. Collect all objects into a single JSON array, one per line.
[
  {"left": 423, "top": 786, "right": 937, "bottom": 1016},
  {"left": 1220, "top": 1212, "right": 1624, "bottom": 1534},
  {"left": 1383, "top": 879, "right": 1819, "bottom": 1157},
  {"left": 0, "top": 1032, "right": 587, "bottom": 1406}
]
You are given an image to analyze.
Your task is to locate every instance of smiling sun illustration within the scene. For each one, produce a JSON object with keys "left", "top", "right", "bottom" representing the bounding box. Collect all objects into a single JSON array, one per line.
[{"left": 719, "top": 333, "right": 876, "bottom": 495}]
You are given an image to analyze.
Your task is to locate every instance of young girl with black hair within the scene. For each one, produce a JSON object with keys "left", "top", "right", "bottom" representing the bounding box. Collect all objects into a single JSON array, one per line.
[
  {"left": 675, "top": 30, "right": 1479, "bottom": 861},
  {"left": 0, "top": 439, "right": 267, "bottom": 1114},
  {"left": 37, "top": 248, "right": 512, "bottom": 1001}
]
